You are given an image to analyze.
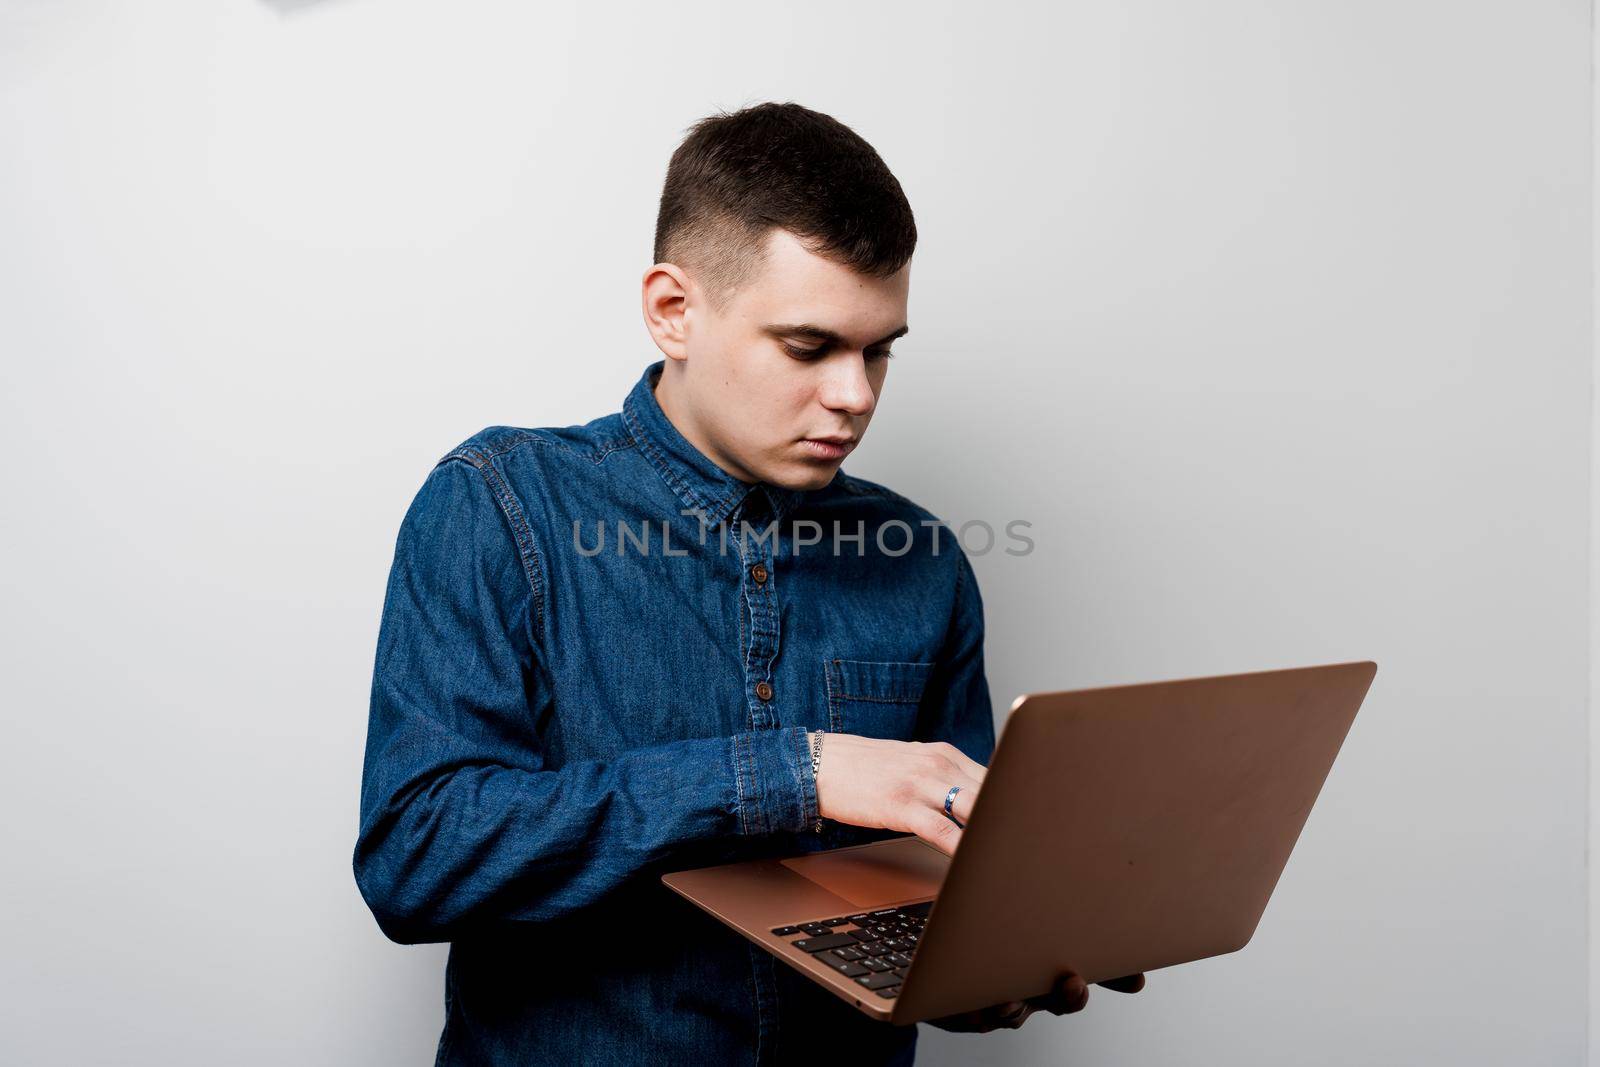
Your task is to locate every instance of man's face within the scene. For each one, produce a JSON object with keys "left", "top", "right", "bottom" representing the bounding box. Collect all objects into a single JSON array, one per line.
[{"left": 645, "top": 228, "right": 910, "bottom": 492}]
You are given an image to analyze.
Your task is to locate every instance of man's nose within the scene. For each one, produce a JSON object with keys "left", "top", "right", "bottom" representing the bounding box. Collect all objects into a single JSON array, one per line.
[{"left": 820, "top": 358, "right": 877, "bottom": 416}]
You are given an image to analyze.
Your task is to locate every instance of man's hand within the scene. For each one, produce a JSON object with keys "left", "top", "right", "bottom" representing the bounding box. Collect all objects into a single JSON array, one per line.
[
  {"left": 809, "top": 734, "right": 985, "bottom": 857},
  {"left": 924, "top": 971, "right": 1147, "bottom": 1033}
]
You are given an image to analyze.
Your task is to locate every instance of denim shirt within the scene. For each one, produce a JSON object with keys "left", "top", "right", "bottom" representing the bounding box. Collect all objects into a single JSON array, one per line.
[{"left": 354, "top": 359, "right": 997, "bottom": 1065}]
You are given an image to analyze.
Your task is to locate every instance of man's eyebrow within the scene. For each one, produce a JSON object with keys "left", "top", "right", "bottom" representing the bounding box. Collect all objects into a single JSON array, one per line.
[{"left": 763, "top": 323, "right": 910, "bottom": 348}]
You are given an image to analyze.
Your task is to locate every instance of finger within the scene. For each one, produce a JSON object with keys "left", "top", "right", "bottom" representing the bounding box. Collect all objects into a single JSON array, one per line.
[
  {"left": 997, "top": 1001, "right": 1034, "bottom": 1029},
  {"left": 919, "top": 766, "right": 985, "bottom": 827},
  {"left": 1047, "top": 971, "right": 1090, "bottom": 1015},
  {"left": 906, "top": 804, "right": 963, "bottom": 856},
  {"left": 1096, "top": 973, "right": 1146, "bottom": 994}
]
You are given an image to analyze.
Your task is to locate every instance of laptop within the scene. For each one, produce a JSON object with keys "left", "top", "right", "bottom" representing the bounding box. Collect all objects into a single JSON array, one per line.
[{"left": 660, "top": 660, "right": 1377, "bottom": 1025}]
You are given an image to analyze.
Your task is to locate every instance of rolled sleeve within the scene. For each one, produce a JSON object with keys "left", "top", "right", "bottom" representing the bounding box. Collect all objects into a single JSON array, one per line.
[{"left": 733, "top": 725, "right": 818, "bottom": 836}]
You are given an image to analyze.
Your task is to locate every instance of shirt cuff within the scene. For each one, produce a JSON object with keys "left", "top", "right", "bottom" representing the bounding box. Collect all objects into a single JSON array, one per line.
[{"left": 732, "top": 725, "right": 817, "bottom": 836}]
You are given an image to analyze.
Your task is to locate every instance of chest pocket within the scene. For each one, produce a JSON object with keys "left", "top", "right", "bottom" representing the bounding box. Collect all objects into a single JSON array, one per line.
[{"left": 824, "top": 658, "right": 935, "bottom": 741}]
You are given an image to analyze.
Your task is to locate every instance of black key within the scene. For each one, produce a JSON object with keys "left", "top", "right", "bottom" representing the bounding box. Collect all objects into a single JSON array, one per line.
[
  {"left": 856, "top": 972, "right": 901, "bottom": 990},
  {"left": 826, "top": 960, "right": 870, "bottom": 977},
  {"left": 802, "top": 923, "right": 833, "bottom": 937},
  {"left": 872, "top": 909, "right": 898, "bottom": 916},
  {"left": 771, "top": 925, "right": 800, "bottom": 936},
  {"left": 861, "top": 958, "right": 891, "bottom": 973},
  {"left": 833, "top": 947, "right": 866, "bottom": 961},
  {"left": 899, "top": 901, "right": 934, "bottom": 917},
  {"left": 855, "top": 942, "right": 883, "bottom": 955},
  {"left": 886, "top": 953, "right": 912, "bottom": 967},
  {"left": 821, "top": 917, "right": 849, "bottom": 927},
  {"left": 848, "top": 930, "right": 880, "bottom": 944},
  {"left": 792, "top": 933, "right": 858, "bottom": 953},
  {"left": 848, "top": 913, "right": 871, "bottom": 923},
  {"left": 874, "top": 987, "right": 899, "bottom": 999},
  {"left": 892, "top": 967, "right": 909, "bottom": 979},
  {"left": 882, "top": 939, "right": 910, "bottom": 952}
]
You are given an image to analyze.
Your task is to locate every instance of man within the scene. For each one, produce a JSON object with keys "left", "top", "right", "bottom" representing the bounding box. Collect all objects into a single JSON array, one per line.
[{"left": 354, "top": 100, "right": 1142, "bottom": 1065}]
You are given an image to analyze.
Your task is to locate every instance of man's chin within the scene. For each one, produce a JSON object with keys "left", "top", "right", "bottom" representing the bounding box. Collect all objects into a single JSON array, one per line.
[{"left": 766, "top": 461, "right": 842, "bottom": 492}]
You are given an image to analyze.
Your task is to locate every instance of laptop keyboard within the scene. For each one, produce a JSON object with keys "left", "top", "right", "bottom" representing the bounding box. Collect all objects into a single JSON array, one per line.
[{"left": 770, "top": 901, "right": 931, "bottom": 1000}]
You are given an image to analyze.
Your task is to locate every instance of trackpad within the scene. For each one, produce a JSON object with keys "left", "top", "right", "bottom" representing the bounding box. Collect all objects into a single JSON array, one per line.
[{"left": 779, "top": 837, "right": 950, "bottom": 908}]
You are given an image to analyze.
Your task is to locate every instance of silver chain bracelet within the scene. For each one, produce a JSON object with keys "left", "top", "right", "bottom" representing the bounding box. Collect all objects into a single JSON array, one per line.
[{"left": 809, "top": 730, "right": 825, "bottom": 833}]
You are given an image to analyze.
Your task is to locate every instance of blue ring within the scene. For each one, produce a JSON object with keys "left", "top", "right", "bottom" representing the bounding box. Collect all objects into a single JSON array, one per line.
[{"left": 944, "top": 785, "right": 964, "bottom": 828}]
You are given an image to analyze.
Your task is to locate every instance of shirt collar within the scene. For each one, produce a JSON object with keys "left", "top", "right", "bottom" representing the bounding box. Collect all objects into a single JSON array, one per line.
[{"left": 622, "top": 360, "right": 807, "bottom": 529}]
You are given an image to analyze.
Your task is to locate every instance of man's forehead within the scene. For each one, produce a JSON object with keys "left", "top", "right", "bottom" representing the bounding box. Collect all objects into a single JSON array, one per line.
[{"left": 738, "top": 236, "right": 910, "bottom": 343}]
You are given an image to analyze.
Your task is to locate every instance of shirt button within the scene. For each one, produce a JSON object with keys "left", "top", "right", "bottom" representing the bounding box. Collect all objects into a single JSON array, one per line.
[
  {"left": 756, "top": 681, "right": 774, "bottom": 701},
  {"left": 750, "top": 563, "right": 768, "bottom": 584}
]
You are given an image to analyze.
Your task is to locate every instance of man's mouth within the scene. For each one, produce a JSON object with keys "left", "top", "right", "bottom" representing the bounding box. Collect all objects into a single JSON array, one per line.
[{"left": 799, "top": 436, "right": 857, "bottom": 461}]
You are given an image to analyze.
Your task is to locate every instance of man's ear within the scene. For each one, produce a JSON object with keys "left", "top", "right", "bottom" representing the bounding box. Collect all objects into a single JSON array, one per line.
[{"left": 641, "top": 262, "right": 693, "bottom": 363}]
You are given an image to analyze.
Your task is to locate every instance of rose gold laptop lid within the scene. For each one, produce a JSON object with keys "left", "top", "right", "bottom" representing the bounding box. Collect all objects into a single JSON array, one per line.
[{"left": 662, "top": 660, "right": 1377, "bottom": 1026}]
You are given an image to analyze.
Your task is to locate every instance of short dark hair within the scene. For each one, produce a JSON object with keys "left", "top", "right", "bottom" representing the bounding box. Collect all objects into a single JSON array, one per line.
[{"left": 653, "top": 101, "right": 917, "bottom": 310}]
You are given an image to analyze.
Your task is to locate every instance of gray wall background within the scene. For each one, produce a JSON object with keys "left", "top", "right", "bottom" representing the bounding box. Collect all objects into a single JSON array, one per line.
[{"left": 0, "top": 1, "right": 1591, "bottom": 1063}]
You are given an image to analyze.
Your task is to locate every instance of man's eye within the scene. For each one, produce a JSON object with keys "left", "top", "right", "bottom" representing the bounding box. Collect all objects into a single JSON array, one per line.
[{"left": 781, "top": 342, "right": 895, "bottom": 361}]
